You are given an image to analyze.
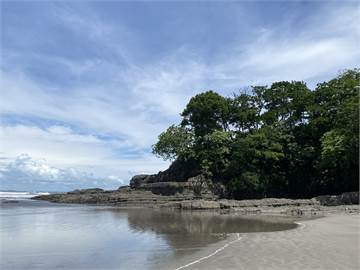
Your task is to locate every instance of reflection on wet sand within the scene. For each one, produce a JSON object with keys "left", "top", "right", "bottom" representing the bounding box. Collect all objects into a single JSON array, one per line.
[
  {"left": 1, "top": 200, "right": 298, "bottom": 270},
  {"left": 107, "top": 208, "right": 297, "bottom": 253}
]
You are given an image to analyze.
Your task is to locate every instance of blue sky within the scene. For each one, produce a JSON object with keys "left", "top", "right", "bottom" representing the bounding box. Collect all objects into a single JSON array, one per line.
[{"left": 0, "top": 1, "right": 359, "bottom": 191}]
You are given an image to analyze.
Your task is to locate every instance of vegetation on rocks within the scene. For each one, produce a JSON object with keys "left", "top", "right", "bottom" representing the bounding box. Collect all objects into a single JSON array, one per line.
[{"left": 152, "top": 70, "right": 359, "bottom": 199}]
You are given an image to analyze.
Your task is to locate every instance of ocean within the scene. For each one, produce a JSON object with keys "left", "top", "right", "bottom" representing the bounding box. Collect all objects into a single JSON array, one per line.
[{"left": 0, "top": 191, "right": 51, "bottom": 199}]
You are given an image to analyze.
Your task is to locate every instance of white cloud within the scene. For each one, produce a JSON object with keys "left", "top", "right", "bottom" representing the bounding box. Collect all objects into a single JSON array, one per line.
[
  {"left": 1, "top": 124, "right": 112, "bottom": 167},
  {"left": 0, "top": 154, "right": 125, "bottom": 191},
  {"left": 0, "top": 125, "right": 169, "bottom": 189},
  {"left": 0, "top": 70, "right": 168, "bottom": 148}
]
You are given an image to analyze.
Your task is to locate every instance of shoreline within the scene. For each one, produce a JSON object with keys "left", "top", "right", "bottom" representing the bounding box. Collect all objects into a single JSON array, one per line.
[
  {"left": 165, "top": 212, "right": 360, "bottom": 270},
  {"left": 32, "top": 189, "right": 359, "bottom": 217}
]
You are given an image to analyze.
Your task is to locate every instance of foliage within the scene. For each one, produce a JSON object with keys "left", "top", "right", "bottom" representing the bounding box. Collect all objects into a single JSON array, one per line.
[
  {"left": 152, "top": 125, "right": 195, "bottom": 161},
  {"left": 197, "top": 130, "right": 232, "bottom": 178},
  {"left": 152, "top": 70, "right": 360, "bottom": 199},
  {"left": 181, "top": 91, "right": 230, "bottom": 136}
]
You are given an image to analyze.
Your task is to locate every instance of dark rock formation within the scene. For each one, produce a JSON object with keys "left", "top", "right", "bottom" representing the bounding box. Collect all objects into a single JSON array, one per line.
[
  {"left": 32, "top": 188, "right": 359, "bottom": 215},
  {"left": 128, "top": 161, "right": 225, "bottom": 199},
  {"left": 137, "top": 182, "right": 189, "bottom": 196},
  {"left": 33, "top": 188, "right": 197, "bottom": 206},
  {"left": 129, "top": 175, "right": 149, "bottom": 189},
  {"left": 130, "top": 159, "right": 200, "bottom": 188},
  {"left": 315, "top": 191, "right": 359, "bottom": 206},
  {"left": 67, "top": 188, "right": 104, "bottom": 194},
  {"left": 117, "top": 185, "right": 130, "bottom": 190},
  {"left": 130, "top": 174, "right": 224, "bottom": 198}
]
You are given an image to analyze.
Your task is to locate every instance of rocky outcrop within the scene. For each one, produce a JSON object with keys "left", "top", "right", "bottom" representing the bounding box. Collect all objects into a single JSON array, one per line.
[
  {"left": 129, "top": 164, "right": 225, "bottom": 199},
  {"left": 130, "top": 175, "right": 224, "bottom": 199},
  {"left": 129, "top": 159, "right": 200, "bottom": 188},
  {"left": 315, "top": 192, "right": 359, "bottom": 206},
  {"left": 129, "top": 175, "right": 149, "bottom": 189},
  {"left": 138, "top": 182, "right": 189, "bottom": 195},
  {"left": 33, "top": 188, "right": 197, "bottom": 206},
  {"left": 33, "top": 188, "right": 359, "bottom": 216},
  {"left": 67, "top": 188, "right": 104, "bottom": 194}
]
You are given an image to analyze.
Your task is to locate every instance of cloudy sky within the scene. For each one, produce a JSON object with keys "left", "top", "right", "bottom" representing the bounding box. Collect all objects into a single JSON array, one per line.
[{"left": 0, "top": 1, "right": 359, "bottom": 192}]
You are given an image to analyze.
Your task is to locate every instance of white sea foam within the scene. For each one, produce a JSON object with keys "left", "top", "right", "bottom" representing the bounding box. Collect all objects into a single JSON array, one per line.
[{"left": 0, "top": 191, "right": 50, "bottom": 199}]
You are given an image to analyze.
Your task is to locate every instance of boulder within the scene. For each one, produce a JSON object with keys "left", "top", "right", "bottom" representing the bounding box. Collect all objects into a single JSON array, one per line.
[
  {"left": 128, "top": 160, "right": 201, "bottom": 189},
  {"left": 133, "top": 175, "right": 220, "bottom": 199},
  {"left": 187, "top": 175, "right": 210, "bottom": 196},
  {"left": 150, "top": 159, "right": 200, "bottom": 183},
  {"left": 340, "top": 192, "right": 359, "bottom": 204},
  {"left": 315, "top": 191, "right": 359, "bottom": 206},
  {"left": 129, "top": 174, "right": 149, "bottom": 189}
]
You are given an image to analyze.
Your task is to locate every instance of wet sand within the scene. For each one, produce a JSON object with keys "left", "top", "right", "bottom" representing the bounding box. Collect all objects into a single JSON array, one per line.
[
  {"left": 0, "top": 200, "right": 298, "bottom": 270},
  {"left": 169, "top": 213, "right": 360, "bottom": 270}
]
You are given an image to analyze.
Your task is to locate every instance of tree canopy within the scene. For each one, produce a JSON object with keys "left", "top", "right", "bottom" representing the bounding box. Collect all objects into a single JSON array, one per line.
[{"left": 152, "top": 70, "right": 359, "bottom": 199}]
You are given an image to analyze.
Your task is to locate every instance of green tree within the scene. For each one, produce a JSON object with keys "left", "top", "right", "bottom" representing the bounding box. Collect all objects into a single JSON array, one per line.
[
  {"left": 310, "top": 69, "right": 359, "bottom": 135},
  {"left": 311, "top": 69, "right": 359, "bottom": 194},
  {"left": 152, "top": 69, "right": 359, "bottom": 199},
  {"left": 152, "top": 125, "right": 195, "bottom": 161},
  {"left": 229, "top": 93, "right": 260, "bottom": 133},
  {"left": 228, "top": 126, "right": 286, "bottom": 198},
  {"left": 260, "top": 81, "right": 312, "bottom": 128},
  {"left": 181, "top": 91, "right": 231, "bottom": 137},
  {"left": 196, "top": 130, "right": 232, "bottom": 179}
]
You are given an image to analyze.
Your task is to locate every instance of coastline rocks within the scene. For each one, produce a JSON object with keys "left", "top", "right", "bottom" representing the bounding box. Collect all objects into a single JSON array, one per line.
[
  {"left": 129, "top": 159, "right": 200, "bottom": 189},
  {"left": 340, "top": 192, "right": 359, "bottom": 204},
  {"left": 129, "top": 175, "right": 149, "bottom": 189},
  {"left": 118, "top": 185, "right": 130, "bottom": 191},
  {"left": 33, "top": 189, "right": 360, "bottom": 216},
  {"left": 32, "top": 177, "right": 359, "bottom": 216},
  {"left": 32, "top": 189, "right": 316, "bottom": 210},
  {"left": 218, "top": 198, "right": 320, "bottom": 209},
  {"left": 187, "top": 175, "right": 214, "bottom": 197},
  {"left": 315, "top": 191, "right": 359, "bottom": 206},
  {"left": 33, "top": 188, "right": 198, "bottom": 206},
  {"left": 149, "top": 159, "right": 200, "bottom": 183},
  {"left": 128, "top": 159, "right": 225, "bottom": 199},
  {"left": 130, "top": 172, "right": 219, "bottom": 198},
  {"left": 67, "top": 188, "right": 104, "bottom": 194},
  {"left": 138, "top": 182, "right": 188, "bottom": 196}
]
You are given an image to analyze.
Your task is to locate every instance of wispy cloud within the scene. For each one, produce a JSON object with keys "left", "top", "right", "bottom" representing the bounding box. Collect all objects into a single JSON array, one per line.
[
  {"left": 0, "top": 124, "right": 168, "bottom": 180},
  {"left": 214, "top": 3, "right": 360, "bottom": 86}
]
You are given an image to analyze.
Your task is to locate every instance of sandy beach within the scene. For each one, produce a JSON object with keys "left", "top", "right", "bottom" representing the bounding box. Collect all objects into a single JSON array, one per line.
[{"left": 169, "top": 213, "right": 360, "bottom": 270}]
